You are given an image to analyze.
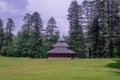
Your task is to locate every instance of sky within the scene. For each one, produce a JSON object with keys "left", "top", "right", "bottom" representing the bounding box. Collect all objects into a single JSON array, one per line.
[{"left": 0, "top": 0, "right": 83, "bottom": 36}]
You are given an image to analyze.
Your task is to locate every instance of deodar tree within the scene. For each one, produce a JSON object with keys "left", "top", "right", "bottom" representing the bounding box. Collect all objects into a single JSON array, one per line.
[
  {"left": 68, "top": 0, "right": 85, "bottom": 58},
  {"left": 0, "top": 19, "right": 4, "bottom": 55}
]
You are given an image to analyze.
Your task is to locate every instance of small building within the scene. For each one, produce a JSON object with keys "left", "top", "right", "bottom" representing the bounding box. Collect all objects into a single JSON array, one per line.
[{"left": 47, "top": 39, "right": 75, "bottom": 58}]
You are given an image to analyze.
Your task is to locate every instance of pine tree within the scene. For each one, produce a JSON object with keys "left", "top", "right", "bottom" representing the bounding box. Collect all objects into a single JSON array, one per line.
[
  {"left": 89, "top": 0, "right": 120, "bottom": 58},
  {"left": 30, "top": 12, "right": 43, "bottom": 58},
  {"left": 82, "top": 0, "right": 97, "bottom": 58},
  {"left": 68, "top": 0, "right": 85, "bottom": 58},
  {"left": 103, "top": 0, "right": 120, "bottom": 57},
  {"left": 16, "top": 12, "right": 45, "bottom": 58},
  {"left": 46, "top": 17, "right": 59, "bottom": 49},
  {"left": 90, "top": 16, "right": 101, "bottom": 58},
  {"left": 5, "top": 18, "right": 15, "bottom": 46},
  {"left": 4, "top": 18, "right": 15, "bottom": 56},
  {"left": 16, "top": 13, "right": 32, "bottom": 57},
  {"left": 88, "top": 0, "right": 106, "bottom": 58},
  {"left": 110, "top": 0, "right": 120, "bottom": 57},
  {"left": 22, "top": 13, "right": 31, "bottom": 39},
  {"left": 0, "top": 19, "right": 4, "bottom": 54}
]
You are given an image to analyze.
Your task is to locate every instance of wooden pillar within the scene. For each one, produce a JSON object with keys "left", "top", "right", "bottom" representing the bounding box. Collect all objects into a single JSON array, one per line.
[
  {"left": 65, "top": 54, "right": 67, "bottom": 58},
  {"left": 51, "top": 54, "right": 53, "bottom": 57}
]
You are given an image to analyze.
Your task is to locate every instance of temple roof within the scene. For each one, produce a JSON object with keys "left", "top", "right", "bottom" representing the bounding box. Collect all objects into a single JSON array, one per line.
[
  {"left": 54, "top": 38, "right": 68, "bottom": 47},
  {"left": 54, "top": 41, "right": 68, "bottom": 47},
  {"left": 47, "top": 38, "right": 75, "bottom": 54},
  {"left": 47, "top": 47, "right": 75, "bottom": 54}
]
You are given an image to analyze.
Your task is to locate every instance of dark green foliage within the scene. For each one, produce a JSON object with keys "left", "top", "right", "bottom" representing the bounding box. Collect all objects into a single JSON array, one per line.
[
  {"left": 68, "top": 0, "right": 85, "bottom": 58},
  {"left": 114, "top": 14, "right": 120, "bottom": 57},
  {"left": 15, "top": 12, "right": 44, "bottom": 58},
  {"left": 46, "top": 17, "right": 60, "bottom": 49},
  {"left": 90, "top": 16, "right": 101, "bottom": 58},
  {"left": 97, "top": 0, "right": 120, "bottom": 58},
  {"left": 31, "top": 12, "right": 43, "bottom": 38},
  {"left": 81, "top": 0, "right": 120, "bottom": 58},
  {"left": 1, "top": 18, "right": 15, "bottom": 57},
  {"left": 5, "top": 18, "right": 15, "bottom": 46},
  {"left": 0, "top": 19, "right": 4, "bottom": 55},
  {"left": 0, "top": 12, "right": 59, "bottom": 58},
  {"left": 14, "top": 13, "right": 32, "bottom": 57},
  {"left": 30, "top": 12, "right": 43, "bottom": 58},
  {"left": 15, "top": 32, "right": 29, "bottom": 57}
]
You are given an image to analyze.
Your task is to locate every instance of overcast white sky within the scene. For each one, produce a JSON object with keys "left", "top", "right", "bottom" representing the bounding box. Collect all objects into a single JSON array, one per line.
[{"left": 0, "top": 0, "right": 83, "bottom": 35}]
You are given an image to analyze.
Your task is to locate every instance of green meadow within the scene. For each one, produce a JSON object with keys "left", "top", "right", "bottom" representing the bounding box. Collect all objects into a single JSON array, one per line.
[{"left": 0, "top": 57, "right": 120, "bottom": 80}]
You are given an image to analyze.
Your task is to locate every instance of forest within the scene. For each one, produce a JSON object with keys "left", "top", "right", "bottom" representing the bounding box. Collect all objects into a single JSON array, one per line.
[{"left": 0, "top": 0, "right": 120, "bottom": 58}]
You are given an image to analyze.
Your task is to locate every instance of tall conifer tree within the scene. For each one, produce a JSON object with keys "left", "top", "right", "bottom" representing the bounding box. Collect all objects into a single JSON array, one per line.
[
  {"left": 5, "top": 18, "right": 15, "bottom": 46},
  {"left": 68, "top": 0, "right": 85, "bottom": 57},
  {"left": 46, "top": 17, "right": 59, "bottom": 49},
  {"left": 0, "top": 19, "right": 4, "bottom": 54},
  {"left": 30, "top": 12, "right": 43, "bottom": 58}
]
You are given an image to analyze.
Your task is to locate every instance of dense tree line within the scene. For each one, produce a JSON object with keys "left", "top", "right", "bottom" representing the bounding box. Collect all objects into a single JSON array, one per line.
[
  {"left": 67, "top": 0, "right": 120, "bottom": 58},
  {"left": 0, "top": 0, "right": 120, "bottom": 58},
  {"left": 0, "top": 12, "right": 59, "bottom": 58}
]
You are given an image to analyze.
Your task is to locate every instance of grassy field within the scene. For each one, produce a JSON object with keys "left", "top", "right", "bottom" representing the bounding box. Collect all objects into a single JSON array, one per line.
[{"left": 0, "top": 57, "right": 120, "bottom": 80}]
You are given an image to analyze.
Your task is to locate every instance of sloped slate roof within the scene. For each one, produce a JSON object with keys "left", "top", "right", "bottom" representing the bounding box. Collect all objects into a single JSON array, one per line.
[
  {"left": 47, "top": 38, "right": 75, "bottom": 54},
  {"left": 47, "top": 47, "right": 75, "bottom": 54},
  {"left": 54, "top": 41, "right": 68, "bottom": 47}
]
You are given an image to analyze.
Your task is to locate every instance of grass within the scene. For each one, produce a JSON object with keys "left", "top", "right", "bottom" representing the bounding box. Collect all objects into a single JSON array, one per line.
[{"left": 0, "top": 56, "right": 120, "bottom": 80}]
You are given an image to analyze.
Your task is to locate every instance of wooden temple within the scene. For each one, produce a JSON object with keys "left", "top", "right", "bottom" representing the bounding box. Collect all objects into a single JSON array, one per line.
[{"left": 47, "top": 39, "right": 75, "bottom": 58}]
